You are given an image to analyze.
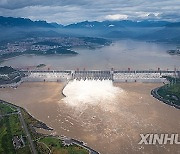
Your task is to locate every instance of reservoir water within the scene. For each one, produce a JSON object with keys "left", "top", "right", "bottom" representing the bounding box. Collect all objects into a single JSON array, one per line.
[{"left": 1, "top": 40, "right": 179, "bottom": 70}]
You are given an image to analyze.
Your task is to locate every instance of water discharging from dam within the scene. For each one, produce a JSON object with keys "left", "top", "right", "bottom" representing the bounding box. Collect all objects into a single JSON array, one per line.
[
  {"left": 62, "top": 80, "right": 125, "bottom": 111},
  {"left": 0, "top": 82, "right": 179, "bottom": 153}
]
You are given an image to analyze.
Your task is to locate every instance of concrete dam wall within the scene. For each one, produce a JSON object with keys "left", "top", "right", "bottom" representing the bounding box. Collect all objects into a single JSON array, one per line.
[{"left": 21, "top": 70, "right": 179, "bottom": 83}]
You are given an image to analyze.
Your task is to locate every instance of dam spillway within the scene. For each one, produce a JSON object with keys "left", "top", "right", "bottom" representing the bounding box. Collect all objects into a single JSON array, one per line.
[
  {"left": 73, "top": 70, "right": 113, "bottom": 80},
  {"left": 21, "top": 70, "right": 179, "bottom": 83}
]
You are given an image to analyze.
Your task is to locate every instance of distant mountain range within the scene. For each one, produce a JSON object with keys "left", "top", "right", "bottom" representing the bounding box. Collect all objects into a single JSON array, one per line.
[
  {"left": 65, "top": 20, "right": 171, "bottom": 29},
  {"left": 1, "top": 16, "right": 178, "bottom": 29},
  {"left": 0, "top": 16, "right": 55, "bottom": 28},
  {"left": 0, "top": 16, "right": 180, "bottom": 43}
]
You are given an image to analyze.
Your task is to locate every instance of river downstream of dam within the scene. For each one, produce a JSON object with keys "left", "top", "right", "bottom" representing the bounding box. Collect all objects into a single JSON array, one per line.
[{"left": 0, "top": 82, "right": 179, "bottom": 154}]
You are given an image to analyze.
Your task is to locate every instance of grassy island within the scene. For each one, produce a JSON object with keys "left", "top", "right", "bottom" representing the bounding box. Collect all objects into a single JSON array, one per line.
[{"left": 36, "top": 64, "right": 46, "bottom": 68}]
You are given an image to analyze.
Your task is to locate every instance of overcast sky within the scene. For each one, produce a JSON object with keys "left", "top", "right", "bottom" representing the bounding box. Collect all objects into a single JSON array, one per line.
[{"left": 0, "top": 0, "right": 180, "bottom": 25}]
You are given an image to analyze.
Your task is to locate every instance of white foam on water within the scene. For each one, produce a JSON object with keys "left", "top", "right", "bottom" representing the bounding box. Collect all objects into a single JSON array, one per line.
[{"left": 62, "top": 80, "right": 124, "bottom": 111}]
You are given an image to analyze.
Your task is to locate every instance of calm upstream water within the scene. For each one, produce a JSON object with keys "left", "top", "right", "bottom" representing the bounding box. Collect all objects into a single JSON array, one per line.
[{"left": 1, "top": 40, "right": 180, "bottom": 70}]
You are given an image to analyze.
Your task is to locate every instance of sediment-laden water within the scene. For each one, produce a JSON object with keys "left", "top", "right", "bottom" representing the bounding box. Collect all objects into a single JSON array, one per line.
[{"left": 0, "top": 82, "right": 179, "bottom": 154}]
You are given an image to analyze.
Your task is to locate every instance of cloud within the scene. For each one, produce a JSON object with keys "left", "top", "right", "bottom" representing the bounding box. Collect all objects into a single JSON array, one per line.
[
  {"left": 105, "top": 14, "right": 128, "bottom": 21},
  {"left": 0, "top": 0, "right": 180, "bottom": 24},
  {"left": 0, "top": 0, "right": 91, "bottom": 9},
  {"left": 158, "top": 12, "right": 180, "bottom": 21},
  {"left": 0, "top": 0, "right": 8, "bottom": 5}
]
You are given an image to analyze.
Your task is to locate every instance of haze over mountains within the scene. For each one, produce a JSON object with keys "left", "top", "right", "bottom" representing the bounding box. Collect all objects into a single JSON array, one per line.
[{"left": 0, "top": 16, "right": 180, "bottom": 43}]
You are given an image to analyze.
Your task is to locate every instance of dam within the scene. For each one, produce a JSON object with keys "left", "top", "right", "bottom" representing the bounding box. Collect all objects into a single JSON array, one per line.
[{"left": 21, "top": 69, "right": 179, "bottom": 83}]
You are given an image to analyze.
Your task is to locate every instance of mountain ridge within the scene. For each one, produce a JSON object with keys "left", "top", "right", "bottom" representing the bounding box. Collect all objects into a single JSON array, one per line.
[
  {"left": 0, "top": 16, "right": 180, "bottom": 43},
  {"left": 0, "top": 16, "right": 177, "bottom": 28}
]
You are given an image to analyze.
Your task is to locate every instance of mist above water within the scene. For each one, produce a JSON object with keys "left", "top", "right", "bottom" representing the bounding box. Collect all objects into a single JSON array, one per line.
[{"left": 62, "top": 80, "right": 124, "bottom": 111}]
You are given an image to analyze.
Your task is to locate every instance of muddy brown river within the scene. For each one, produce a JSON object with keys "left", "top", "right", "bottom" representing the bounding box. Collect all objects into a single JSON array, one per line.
[{"left": 0, "top": 82, "right": 179, "bottom": 154}]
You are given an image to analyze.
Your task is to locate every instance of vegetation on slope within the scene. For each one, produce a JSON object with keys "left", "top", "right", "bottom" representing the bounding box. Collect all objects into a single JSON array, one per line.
[
  {"left": 0, "top": 66, "right": 24, "bottom": 85},
  {"left": 0, "top": 102, "right": 31, "bottom": 154},
  {"left": 0, "top": 100, "right": 89, "bottom": 154},
  {"left": 157, "top": 76, "right": 180, "bottom": 106}
]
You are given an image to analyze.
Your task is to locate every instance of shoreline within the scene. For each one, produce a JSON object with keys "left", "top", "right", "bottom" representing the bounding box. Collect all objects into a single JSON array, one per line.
[
  {"left": 0, "top": 96, "right": 99, "bottom": 154},
  {"left": 151, "top": 86, "right": 180, "bottom": 109},
  {"left": 0, "top": 53, "right": 78, "bottom": 64},
  {"left": 0, "top": 99, "right": 53, "bottom": 131},
  {"left": 0, "top": 80, "right": 24, "bottom": 88}
]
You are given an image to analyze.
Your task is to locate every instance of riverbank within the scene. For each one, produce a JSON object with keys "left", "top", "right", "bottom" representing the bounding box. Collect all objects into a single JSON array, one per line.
[
  {"left": 0, "top": 52, "right": 78, "bottom": 66},
  {"left": 0, "top": 103, "right": 32, "bottom": 153},
  {"left": 151, "top": 87, "right": 180, "bottom": 109},
  {"left": 0, "top": 100, "right": 93, "bottom": 154},
  {"left": 0, "top": 80, "right": 23, "bottom": 88},
  {"left": 151, "top": 77, "right": 180, "bottom": 109},
  {"left": 0, "top": 66, "right": 25, "bottom": 87}
]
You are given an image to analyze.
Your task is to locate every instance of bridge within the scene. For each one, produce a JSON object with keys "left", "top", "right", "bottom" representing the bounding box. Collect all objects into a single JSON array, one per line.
[{"left": 21, "top": 69, "right": 180, "bottom": 83}]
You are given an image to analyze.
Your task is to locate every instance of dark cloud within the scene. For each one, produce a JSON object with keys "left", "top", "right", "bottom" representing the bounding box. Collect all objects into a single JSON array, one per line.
[
  {"left": 0, "top": 0, "right": 180, "bottom": 24},
  {"left": 159, "top": 12, "right": 180, "bottom": 21},
  {"left": 0, "top": 0, "right": 91, "bottom": 9}
]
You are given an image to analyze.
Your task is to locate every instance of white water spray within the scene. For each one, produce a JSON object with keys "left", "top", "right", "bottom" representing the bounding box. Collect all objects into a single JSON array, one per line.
[{"left": 62, "top": 80, "right": 124, "bottom": 110}]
